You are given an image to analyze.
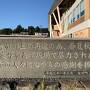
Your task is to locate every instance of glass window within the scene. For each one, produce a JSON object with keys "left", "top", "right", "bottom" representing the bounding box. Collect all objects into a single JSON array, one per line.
[
  {"left": 68, "top": 14, "right": 71, "bottom": 24},
  {"left": 80, "top": 0, "right": 84, "bottom": 16},
  {"left": 68, "top": 13, "right": 73, "bottom": 24},
  {"left": 73, "top": 7, "right": 77, "bottom": 21},
  {"left": 67, "top": 0, "right": 84, "bottom": 25},
  {"left": 77, "top": 4, "right": 80, "bottom": 19},
  {"left": 70, "top": 34, "right": 73, "bottom": 38},
  {"left": 73, "top": 9, "right": 75, "bottom": 22}
]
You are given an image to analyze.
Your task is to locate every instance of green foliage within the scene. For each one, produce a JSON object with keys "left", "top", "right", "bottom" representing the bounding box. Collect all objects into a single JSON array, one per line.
[
  {"left": 35, "top": 26, "right": 40, "bottom": 32},
  {"left": 41, "top": 80, "right": 44, "bottom": 90},
  {"left": 0, "top": 28, "right": 12, "bottom": 35},
  {"left": 13, "top": 25, "right": 24, "bottom": 34},
  {"left": 28, "top": 26, "right": 35, "bottom": 35},
  {"left": 37, "top": 80, "right": 44, "bottom": 90},
  {"left": 0, "top": 25, "right": 49, "bottom": 36},
  {"left": 37, "top": 84, "right": 41, "bottom": 90}
]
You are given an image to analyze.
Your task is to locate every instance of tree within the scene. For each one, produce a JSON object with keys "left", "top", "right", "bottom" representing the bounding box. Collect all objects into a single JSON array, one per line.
[
  {"left": 0, "top": 28, "right": 12, "bottom": 35},
  {"left": 13, "top": 25, "right": 24, "bottom": 34},
  {"left": 24, "top": 28, "right": 28, "bottom": 32},
  {"left": 28, "top": 26, "right": 35, "bottom": 35},
  {"left": 35, "top": 26, "right": 40, "bottom": 33}
]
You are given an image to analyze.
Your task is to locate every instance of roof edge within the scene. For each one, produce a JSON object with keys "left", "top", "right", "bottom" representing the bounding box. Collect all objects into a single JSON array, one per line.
[{"left": 49, "top": 0, "right": 63, "bottom": 15}]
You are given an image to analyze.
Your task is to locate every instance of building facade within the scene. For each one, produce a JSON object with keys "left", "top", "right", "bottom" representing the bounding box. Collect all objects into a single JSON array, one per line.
[{"left": 48, "top": 0, "right": 90, "bottom": 38}]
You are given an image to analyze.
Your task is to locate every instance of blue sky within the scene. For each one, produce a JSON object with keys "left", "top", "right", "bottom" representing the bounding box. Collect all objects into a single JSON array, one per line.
[{"left": 0, "top": 0, "right": 52, "bottom": 29}]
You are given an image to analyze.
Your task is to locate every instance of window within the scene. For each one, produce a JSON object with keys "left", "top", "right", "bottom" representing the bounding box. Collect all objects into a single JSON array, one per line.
[
  {"left": 68, "top": 14, "right": 71, "bottom": 24},
  {"left": 80, "top": 10, "right": 84, "bottom": 16},
  {"left": 77, "top": 4, "right": 80, "bottom": 19},
  {"left": 77, "top": 14, "right": 79, "bottom": 19},
  {"left": 68, "top": 13, "right": 73, "bottom": 24},
  {"left": 73, "top": 8, "right": 77, "bottom": 21},
  {"left": 80, "top": 0, "right": 84, "bottom": 16},
  {"left": 67, "top": 0, "right": 84, "bottom": 25},
  {"left": 73, "top": 17, "right": 75, "bottom": 22},
  {"left": 70, "top": 34, "right": 73, "bottom": 38},
  {"left": 68, "top": 34, "right": 73, "bottom": 38}
]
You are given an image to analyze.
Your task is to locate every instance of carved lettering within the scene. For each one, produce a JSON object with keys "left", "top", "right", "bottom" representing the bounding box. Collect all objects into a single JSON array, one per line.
[{"left": 0, "top": 38, "right": 90, "bottom": 79}]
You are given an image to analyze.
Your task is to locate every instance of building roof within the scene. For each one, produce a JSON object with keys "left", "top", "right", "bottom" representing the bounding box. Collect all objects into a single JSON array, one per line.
[{"left": 49, "top": 0, "right": 63, "bottom": 14}]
